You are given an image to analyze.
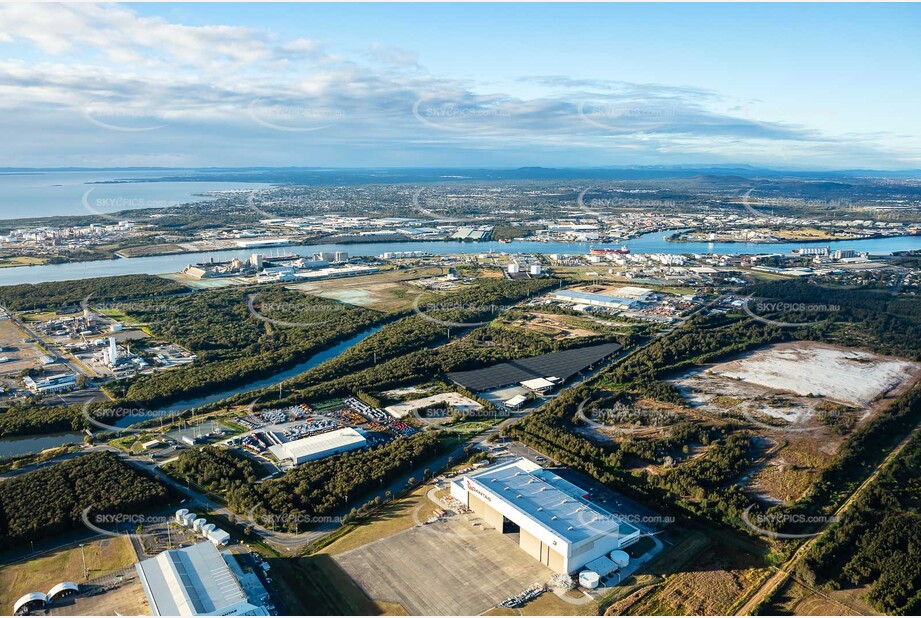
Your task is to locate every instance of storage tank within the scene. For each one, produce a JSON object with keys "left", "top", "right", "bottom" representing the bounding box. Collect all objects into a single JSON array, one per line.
[
  {"left": 175, "top": 508, "right": 189, "bottom": 523},
  {"left": 193, "top": 518, "right": 207, "bottom": 533},
  {"left": 578, "top": 571, "right": 600, "bottom": 589},
  {"left": 181, "top": 513, "right": 197, "bottom": 528},
  {"left": 335, "top": 251, "right": 349, "bottom": 262},
  {"left": 529, "top": 264, "right": 542, "bottom": 275},
  {"left": 507, "top": 263, "right": 520, "bottom": 274},
  {"left": 610, "top": 550, "right": 630, "bottom": 568},
  {"left": 200, "top": 523, "right": 216, "bottom": 535}
]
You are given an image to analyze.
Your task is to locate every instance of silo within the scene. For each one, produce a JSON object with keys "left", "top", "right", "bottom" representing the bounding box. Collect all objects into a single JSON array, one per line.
[
  {"left": 193, "top": 518, "right": 207, "bottom": 533},
  {"left": 578, "top": 571, "right": 600, "bottom": 589},
  {"left": 175, "top": 508, "right": 189, "bottom": 524},
  {"left": 610, "top": 550, "right": 630, "bottom": 568},
  {"left": 507, "top": 263, "right": 520, "bottom": 274},
  {"left": 181, "top": 513, "right": 197, "bottom": 528},
  {"left": 529, "top": 264, "right": 542, "bottom": 275}
]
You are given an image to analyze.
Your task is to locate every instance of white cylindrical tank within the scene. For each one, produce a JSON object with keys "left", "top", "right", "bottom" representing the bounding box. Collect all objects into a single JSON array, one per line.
[
  {"left": 175, "top": 508, "right": 189, "bottom": 523},
  {"left": 182, "top": 513, "right": 197, "bottom": 528},
  {"left": 507, "top": 263, "right": 520, "bottom": 274},
  {"left": 610, "top": 550, "right": 630, "bottom": 568},
  {"left": 193, "top": 518, "right": 207, "bottom": 532},
  {"left": 201, "top": 523, "right": 216, "bottom": 535},
  {"left": 578, "top": 571, "right": 600, "bottom": 589},
  {"left": 529, "top": 264, "right": 542, "bottom": 275}
]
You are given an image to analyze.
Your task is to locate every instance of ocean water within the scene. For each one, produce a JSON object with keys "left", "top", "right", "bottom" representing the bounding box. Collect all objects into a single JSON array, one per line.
[{"left": 0, "top": 169, "right": 271, "bottom": 220}]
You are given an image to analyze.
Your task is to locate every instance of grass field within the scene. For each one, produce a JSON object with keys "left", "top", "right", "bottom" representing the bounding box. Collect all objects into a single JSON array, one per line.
[
  {"left": 0, "top": 536, "right": 136, "bottom": 611},
  {"left": 0, "top": 256, "right": 48, "bottom": 268},
  {"left": 623, "top": 539, "right": 770, "bottom": 616},
  {"left": 318, "top": 484, "right": 440, "bottom": 556},
  {"left": 764, "top": 578, "right": 875, "bottom": 616},
  {"left": 600, "top": 528, "right": 710, "bottom": 615}
]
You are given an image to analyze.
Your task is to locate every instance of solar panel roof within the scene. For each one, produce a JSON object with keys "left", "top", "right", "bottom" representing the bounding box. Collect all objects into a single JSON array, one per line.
[{"left": 446, "top": 341, "right": 622, "bottom": 392}]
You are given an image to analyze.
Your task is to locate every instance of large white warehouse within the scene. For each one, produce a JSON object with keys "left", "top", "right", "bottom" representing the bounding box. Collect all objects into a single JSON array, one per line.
[
  {"left": 135, "top": 542, "right": 268, "bottom": 616},
  {"left": 450, "top": 458, "right": 641, "bottom": 574},
  {"left": 268, "top": 427, "right": 367, "bottom": 465}
]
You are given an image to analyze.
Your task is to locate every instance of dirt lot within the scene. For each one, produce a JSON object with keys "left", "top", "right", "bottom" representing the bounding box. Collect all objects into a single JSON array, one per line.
[
  {"left": 698, "top": 341, "right": 921, "bottom": 409},
  {"left": 46, "top": 574, "right": 150, "bottom": 616},
  {"left": 671, "top": 341, "right": 921, "bottom": 503},
  {"left": 508, "top": 312, "right": 601, "bottom": 339},
  {"left": 287, "top": 267, "right": 443, "bottom": 312},
  {"left": 0, "top": 318, "right": 46, "bottom": 377},
  {"left": 333, "top": 515, "right": 554, "bottom": 615}
]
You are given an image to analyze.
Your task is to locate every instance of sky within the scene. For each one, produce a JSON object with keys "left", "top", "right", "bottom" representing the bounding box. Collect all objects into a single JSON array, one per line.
[{"left": 1, "top": 2, "right": 919, "bottom": 169}]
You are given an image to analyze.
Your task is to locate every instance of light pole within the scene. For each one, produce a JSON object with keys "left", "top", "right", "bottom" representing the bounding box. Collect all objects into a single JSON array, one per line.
[{"left": 80, "top": 543, "right": 88, "bottom": 580}]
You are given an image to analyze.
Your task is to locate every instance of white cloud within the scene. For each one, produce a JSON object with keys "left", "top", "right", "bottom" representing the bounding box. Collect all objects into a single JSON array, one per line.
[{"left": 0, "top": 3, "right": 910, "bottom": 168}]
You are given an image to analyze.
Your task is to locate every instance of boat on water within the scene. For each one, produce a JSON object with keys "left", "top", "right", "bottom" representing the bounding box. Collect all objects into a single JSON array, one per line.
[{"left": 589, "top": 245, "right": 630, "bottom": 255}]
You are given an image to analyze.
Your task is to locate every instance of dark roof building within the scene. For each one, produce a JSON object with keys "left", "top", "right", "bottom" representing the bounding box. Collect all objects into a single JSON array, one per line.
[{"left": 446, "top": 341, "right": 622, "bottom": 392}]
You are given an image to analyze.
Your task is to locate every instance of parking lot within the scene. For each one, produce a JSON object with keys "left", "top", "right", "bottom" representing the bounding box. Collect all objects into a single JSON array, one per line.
[{"left": 334, "top": 514, "right": 553, "bottom": 615}]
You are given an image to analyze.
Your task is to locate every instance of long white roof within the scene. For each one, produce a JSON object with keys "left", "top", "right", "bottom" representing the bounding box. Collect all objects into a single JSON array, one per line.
[
  {"left": 269, "top": 426, "right": 366, "bottom": 461},
  {"left": 135, "top": 542, "right": 249, "bottom": 616},
  {"left": 464, "top": 458, "right": 640, "bottom": 546}
]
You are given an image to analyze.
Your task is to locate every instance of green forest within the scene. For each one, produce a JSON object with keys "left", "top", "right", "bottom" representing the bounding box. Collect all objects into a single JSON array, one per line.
[
  {"left": 102, "top": 285, "right": 386, "bottom": 406},
  {"left": 165, "top": 445, "right": 264, "bottom": 494},
  {"left": 227, "top": 432, "right": 447, "bottom": 530},
  {"left": 0, "top": 274, "right": 187, "bottom": 311},
  {"left": 797, "top": 431, "right": 921, "bottom": 614},
  {"left": 0, "top": 452, "right": 168, "bottom": 546}
]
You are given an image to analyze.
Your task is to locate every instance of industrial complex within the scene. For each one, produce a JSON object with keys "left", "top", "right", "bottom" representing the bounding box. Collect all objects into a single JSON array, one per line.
[
  {"left": 450, "top": 458, "right": 641, "bottom": 576},
  {"left": 267, "top": 426, "right": 368, "bottom": 465},
  {"left": 135, "top": 542, "right": 270, "bottom": 616}
]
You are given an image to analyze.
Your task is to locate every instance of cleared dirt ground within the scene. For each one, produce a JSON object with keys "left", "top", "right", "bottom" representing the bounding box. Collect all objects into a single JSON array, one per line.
[
  {"left": 287, "top": 267, "right": 443, "bottom": 312},
  {"left": 671, "top": 341, "right": 921, "bottom": 504}
]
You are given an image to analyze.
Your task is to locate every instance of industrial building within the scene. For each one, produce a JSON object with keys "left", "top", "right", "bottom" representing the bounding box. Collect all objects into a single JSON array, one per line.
[
  {"left": 268, "top": 426, "right": 367, "bottom": 465},
  {"left": 554, "top": 290, "right": 641, "bottom": 310},
  {"left": 135, "top": 542, "right": 268, "bottom": 616},
  {"left": 22, "top": 372, "right": 77, "bottom": 394},
  {"left": 450, "top": 459, "right": 640, "bottom": 574},
  {"left": 447, "top": 342, "right": 622, "bottom": 393}
]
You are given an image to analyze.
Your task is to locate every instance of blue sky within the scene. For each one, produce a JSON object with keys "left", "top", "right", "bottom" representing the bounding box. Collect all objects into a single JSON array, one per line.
[{"left": 1, "top": 3, "right": 919, "bottom": 169}]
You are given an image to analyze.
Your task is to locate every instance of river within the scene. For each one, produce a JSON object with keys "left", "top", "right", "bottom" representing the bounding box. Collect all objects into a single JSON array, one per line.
[
  {"left": 3, "top": 231, "right": 921, "bottom": 286},
  {"left": 0, "top": 324, "right": 385, "bottom": 457}
]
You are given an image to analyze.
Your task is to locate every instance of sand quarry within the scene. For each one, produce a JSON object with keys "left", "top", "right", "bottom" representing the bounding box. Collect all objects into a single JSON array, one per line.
[
  {"left": 672, "top": 342, "right": 921, "bottom": 503},
  {"left": 672, "top": 341, "right": 921, "bottom": 426}
]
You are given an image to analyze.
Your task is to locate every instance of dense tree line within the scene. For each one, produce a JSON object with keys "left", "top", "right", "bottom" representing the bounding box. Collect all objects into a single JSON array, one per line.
[
  {"left": 0, "top": 403, "right": 87, "bottom": 438},
  {"left": 746, "top": 279, "right": 921, "bottom": 360},
  {"left": 0, "top": 274, "right": 187, "bottom": 311},
  {"left": 0, "top": 452, "right": 167, "bottom": 546},
  {"left": 103, "top": 286, "right": 385, "bottom": 406},
  {"left": 797, "top": 431, "right": 921, "bottom": 614},
  {"left": 235, "top": 432, "right": 447, "bottom": 530},
  {"left": 165, "top": 445, "right": 263, "bottom": 494}
]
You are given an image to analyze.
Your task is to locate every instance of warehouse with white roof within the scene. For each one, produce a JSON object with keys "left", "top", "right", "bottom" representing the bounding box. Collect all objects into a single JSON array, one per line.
[
  {"left": 450, "top": 458, "right": 641, "bottom": 574},
  {"left": 268, "top": 426, "right": 367, "bottom": 465},
  {"left": 135, "top": 542, "right": 268, "bottom": 616}
]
